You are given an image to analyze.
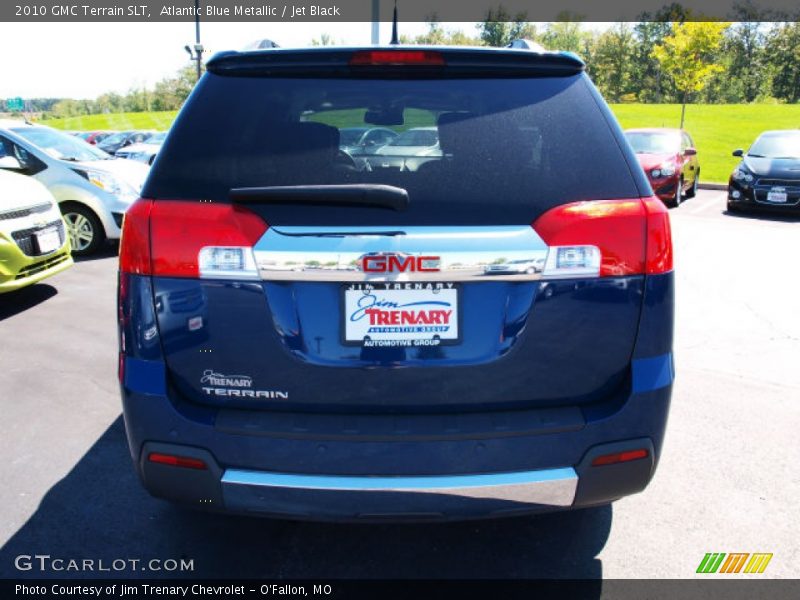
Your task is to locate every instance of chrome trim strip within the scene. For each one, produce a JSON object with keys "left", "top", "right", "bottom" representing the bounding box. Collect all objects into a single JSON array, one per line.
[
  {"left": 222, "top": 466, "right": 577, "bottom": 506},
  {"left": 253, "top": 225, "right": 549, "bottom": 282}
]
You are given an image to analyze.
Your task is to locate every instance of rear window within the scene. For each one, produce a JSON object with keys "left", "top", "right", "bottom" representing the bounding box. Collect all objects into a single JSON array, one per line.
[{"left": 145, "top": 72, "right": 638, "bottom": 225}]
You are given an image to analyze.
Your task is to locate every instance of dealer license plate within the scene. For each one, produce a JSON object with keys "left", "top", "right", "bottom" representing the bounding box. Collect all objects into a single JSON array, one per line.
[{"left": 343, "top": 283, "right": 459, "bottom": 347}]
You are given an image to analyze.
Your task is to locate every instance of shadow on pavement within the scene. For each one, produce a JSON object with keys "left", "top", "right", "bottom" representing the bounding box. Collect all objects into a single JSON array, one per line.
[
  {"left": 0, "top": 284, "right": 58, "bottom": 321},
  {"left": 724, "top": 209, "right": 800, "bottom": 223},
  {"left": 0, "top": 417, "right": 610, "bottom": 583},
  {"left": 73, "top": 241, "right": 119, "bottom": 263}
]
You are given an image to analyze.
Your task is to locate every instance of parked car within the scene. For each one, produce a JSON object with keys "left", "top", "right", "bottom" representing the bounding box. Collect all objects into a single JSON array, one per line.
[
  {"left": 78, "top": 131, "right": 113, "bottom": 146},
  {"left": 118, "top": 45, "right": 674, "bottom": 520},
  {"left": 484, "top": 257, "right": 544, "bottom": 275},
  {"left": 115, "top": 131, "right": 167, "bottom": 165},
  {"left": 373, "top": 126, "right": 440, "bottom": 157},
  {"left": 0, "top": 169, "right": 73, "bottom": 293},
  {"left": 97, "top": 130, "right": 154, "bottom": 156},
  {"left": 727, "top": 129, "right": 800, "bottom": 214},
  {"left": 339, "top": 127, "right": 398, "bottom": 156},
  {"left": 625, "top": 128, "right": 700, "bottom": 207},
  {"left": 0, "top": 120, "right": 149, "bottom": 255}
]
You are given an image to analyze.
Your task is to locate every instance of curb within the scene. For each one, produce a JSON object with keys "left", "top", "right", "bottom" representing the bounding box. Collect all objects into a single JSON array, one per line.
[{"left": 698, "top": 182, "right": 727, "bottom": 191}]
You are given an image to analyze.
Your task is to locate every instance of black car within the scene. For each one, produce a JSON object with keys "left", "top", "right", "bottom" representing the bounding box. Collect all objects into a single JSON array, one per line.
[
  {"left": 98, "top": 130, "right": 153, "bottom": 156},
  {"left": 728, "top": 130, "right": 800, "bottom": 214}
]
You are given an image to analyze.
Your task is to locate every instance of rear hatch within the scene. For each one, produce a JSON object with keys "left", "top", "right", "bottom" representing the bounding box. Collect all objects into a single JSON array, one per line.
[{"left": 137, "top": 47, "right": 654, "bottom": 414}]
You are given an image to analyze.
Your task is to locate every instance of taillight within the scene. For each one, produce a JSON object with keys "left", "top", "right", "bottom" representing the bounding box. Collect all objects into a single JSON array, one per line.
[
  {"left": 642, "top": 196, "right": 673, "bottom": 274},
  {"left": 118, "top": 198, "right": 153, "bottom": 275},
  {"left": 350, "top": 50, "right": 445, "bottom": 66},
  {"left": 532, "top": 197, "right": 672, "bottom": 278},
  {"left": 118, "top": 199, "right": 268, "bottom": 279}
]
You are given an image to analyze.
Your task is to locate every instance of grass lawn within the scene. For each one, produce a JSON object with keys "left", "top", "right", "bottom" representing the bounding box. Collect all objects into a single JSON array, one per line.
[
  {"left": 41, "top": 111, "right": 178, "bottom": 132},
  {"left": 42, "top": 104, "right": 800, "bottom": 183}
]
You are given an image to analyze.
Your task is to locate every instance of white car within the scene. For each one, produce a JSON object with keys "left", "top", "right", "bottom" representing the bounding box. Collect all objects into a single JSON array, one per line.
[
  {"left": 0, "top": 120, "right": 150, "bottom": 255},
  {"left": 0, "top": 169, "right": 73, "bottom": 293},
  {"left": 484, "top": 258, "right": 545, "bottom": 275},
  {"left": 115, "top": 131, "right": 167, "bottom": 165},
  {"left": 373, "top": 127, "right": 441, "bottom": 157}
]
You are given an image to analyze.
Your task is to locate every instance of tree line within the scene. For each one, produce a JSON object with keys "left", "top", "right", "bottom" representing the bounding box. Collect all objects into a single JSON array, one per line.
[{"left": 7, "top": 13, "right": 799, "bottom": 120}]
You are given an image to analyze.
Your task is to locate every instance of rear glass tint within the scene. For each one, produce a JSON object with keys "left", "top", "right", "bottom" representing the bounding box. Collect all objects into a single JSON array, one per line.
[{"left": 145, "top": 73, "right": 638, "bottom": 225}]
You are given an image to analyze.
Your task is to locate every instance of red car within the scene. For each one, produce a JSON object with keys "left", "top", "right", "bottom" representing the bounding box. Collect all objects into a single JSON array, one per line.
[
  {"left": 78, "top": 130, "right": 112, "bottom": 146},
  {"left": 625, "top": 128, "right": 700, "bottom": 207}
]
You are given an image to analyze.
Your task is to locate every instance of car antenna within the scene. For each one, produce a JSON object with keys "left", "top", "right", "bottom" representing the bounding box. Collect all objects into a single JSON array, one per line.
[{"left": 390, "top": 0, "right": 399, "bottom": 45}]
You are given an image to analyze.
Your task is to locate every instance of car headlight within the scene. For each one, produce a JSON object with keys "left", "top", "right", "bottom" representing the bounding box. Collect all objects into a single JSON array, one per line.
[
  {"left": 651, "top": 163, "right": 676, "bottom": 178},
  {"left": 76, "top": 169, "right": 137, "bottom": 197},
  {"left": 732, "top": 167, "right": 754, "bottom": 183}
]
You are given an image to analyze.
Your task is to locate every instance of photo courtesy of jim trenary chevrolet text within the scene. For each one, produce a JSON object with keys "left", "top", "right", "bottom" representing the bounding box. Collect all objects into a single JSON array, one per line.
[{"left": 0, "top": 0, "right": 799, "bottom": 597}]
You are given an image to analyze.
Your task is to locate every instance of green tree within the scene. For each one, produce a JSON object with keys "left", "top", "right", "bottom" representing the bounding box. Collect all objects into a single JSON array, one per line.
[
  {"left": 652, "top": 21, "right": 730, "bottom": 126},
  {"left": 766, "top": 21, "right": 800, "bottom": 102},
  {"left": 477, "top": 6, "right": 537, "bottom": 47},
  {"left": 400, "top": 18, "right": 482, "bottom": 46},
  {"left": 540, "top": 17, "right": 592, "bottom": 56},
  {"left": 587, "top": 23, "right": 635, "bottom": 101},
  {"left": 311, "top": 33, "right": 338, "bottom": 46}
]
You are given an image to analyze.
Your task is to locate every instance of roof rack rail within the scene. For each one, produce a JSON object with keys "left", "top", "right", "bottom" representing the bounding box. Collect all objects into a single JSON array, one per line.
[{"left": 507, "top": 39, "right": 546, "bottom": 52}]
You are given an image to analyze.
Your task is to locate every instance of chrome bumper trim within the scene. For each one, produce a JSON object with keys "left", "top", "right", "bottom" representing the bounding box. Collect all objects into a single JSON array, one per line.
[{"left": 221, "top": 467, "right": 578, "bottom": 512}]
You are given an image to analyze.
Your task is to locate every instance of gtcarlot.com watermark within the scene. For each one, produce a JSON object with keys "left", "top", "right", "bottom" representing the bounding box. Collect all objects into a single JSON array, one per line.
[{"left": 14, "top": 554, "right": 194, "bottom": 573}]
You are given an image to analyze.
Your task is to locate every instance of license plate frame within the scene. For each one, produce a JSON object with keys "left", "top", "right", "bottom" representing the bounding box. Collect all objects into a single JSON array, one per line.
[
  {"left": 342, "top": 282, "right": 461, "bottom": 348},
  {"left": 766, "top": 187, "right": 788, "bottom": 203},
  {"left": 35, "top": 227, "right": 61, "bottom": 254}
]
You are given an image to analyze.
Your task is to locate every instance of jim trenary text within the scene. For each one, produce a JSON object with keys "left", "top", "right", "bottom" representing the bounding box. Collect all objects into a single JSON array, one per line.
[{"left": 16, "top": 584, "right": 333, "bottom": 596}]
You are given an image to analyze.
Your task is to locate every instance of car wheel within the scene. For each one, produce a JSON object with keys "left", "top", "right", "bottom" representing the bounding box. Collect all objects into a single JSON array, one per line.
[
  {"left": 686, "top": 170, "right": 698, "bottom": 198},
  {"left": 60, "top": 203, "right": 106, "bottom": 256},
  {"left": 671, "top": 177, "right": 683, "bottom": 208}
]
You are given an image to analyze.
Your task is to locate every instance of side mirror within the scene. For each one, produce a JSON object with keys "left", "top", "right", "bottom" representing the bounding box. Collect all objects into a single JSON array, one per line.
[
  {"left": 0, "top": 156, "right": 23, "bottom": 170},
  {"left": 732, "top": 149, "right": 743, "bottom": 157},
  {"left": 684, "top": 147, "right": 697, "bottom": 156}
]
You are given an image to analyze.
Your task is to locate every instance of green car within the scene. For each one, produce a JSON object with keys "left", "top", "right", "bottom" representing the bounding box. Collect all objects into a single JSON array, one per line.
[{"left": 0, "top": 168, "right": 73, "bottom": 293}]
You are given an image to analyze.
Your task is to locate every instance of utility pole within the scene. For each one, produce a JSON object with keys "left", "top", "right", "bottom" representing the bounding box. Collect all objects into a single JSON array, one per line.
[
  {"left": 371, "top": 0, "right": 380, "bottom": 45},
  {"left": 184, "top": 0, "right": 204, "bottom": 81}
]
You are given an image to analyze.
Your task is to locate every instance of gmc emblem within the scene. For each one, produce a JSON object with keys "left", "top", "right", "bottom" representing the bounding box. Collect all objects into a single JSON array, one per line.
[{"left": 361, "top": 254, "right": 441, "bottom": 273}]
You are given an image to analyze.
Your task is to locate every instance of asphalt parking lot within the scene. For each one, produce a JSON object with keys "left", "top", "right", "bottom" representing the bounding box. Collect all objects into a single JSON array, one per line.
[{"left": 0, "top": 189, "right": 798, "bottom": 579}]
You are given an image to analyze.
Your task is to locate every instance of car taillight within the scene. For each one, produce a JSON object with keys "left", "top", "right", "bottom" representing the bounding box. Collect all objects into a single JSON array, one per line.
[
  {"left": 350, "top": 50, "right": 445, "bottom": 66},
  {"left": 118, "top": 199, "right": 268, "bottom": 279},
  {"left": 532, "top": 197, "right": 672, "bottom": 278}
]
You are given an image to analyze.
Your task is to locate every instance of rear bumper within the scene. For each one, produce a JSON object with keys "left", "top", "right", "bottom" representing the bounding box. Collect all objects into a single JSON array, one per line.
[{"left": 122, "top": 366, "right": 671, "bottom": 520}]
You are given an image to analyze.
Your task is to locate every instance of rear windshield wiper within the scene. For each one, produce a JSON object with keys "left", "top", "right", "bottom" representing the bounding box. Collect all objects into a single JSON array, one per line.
[{"left": 229, "top": 184, "right": 409, "bottom": 211}]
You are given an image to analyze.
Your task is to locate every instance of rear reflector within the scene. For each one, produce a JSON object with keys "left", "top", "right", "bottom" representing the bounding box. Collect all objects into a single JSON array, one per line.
[
  {"left": 119, "top": 199, "right": 268, "bottom": 278},
  {"left": 148, "top": 452, "right": 208, "bottom": 470},
  {"left": 532, "top": 197, "right": 672, "bottom": 278},
  {"left": 591, "top": 449, "right": 649, "bottom": 466},
  {"left": 350, "top": 50, "right": 445, "bottom": 66}
]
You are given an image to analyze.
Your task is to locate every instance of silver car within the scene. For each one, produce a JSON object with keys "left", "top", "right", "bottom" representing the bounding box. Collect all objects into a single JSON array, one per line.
[
  {"left": 0, "top": 120, "right": 149, "bottom": 255},
  {"left": 115, "top": 131, "right": 167, "bottom": 165}
]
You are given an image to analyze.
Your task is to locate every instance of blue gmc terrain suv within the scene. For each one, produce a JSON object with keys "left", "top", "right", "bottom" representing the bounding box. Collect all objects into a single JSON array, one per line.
[{"left": 117, "top": 44, "right": 674, "bottom": 521}]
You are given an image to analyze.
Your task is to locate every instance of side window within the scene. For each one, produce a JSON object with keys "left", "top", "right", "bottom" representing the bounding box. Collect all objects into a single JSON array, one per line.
[
  {"left": 681, "top": 133, "right": 692, "bottom": 151},
  {"left": 0, "top": 135, "right": 46, "bottom": 175}
]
